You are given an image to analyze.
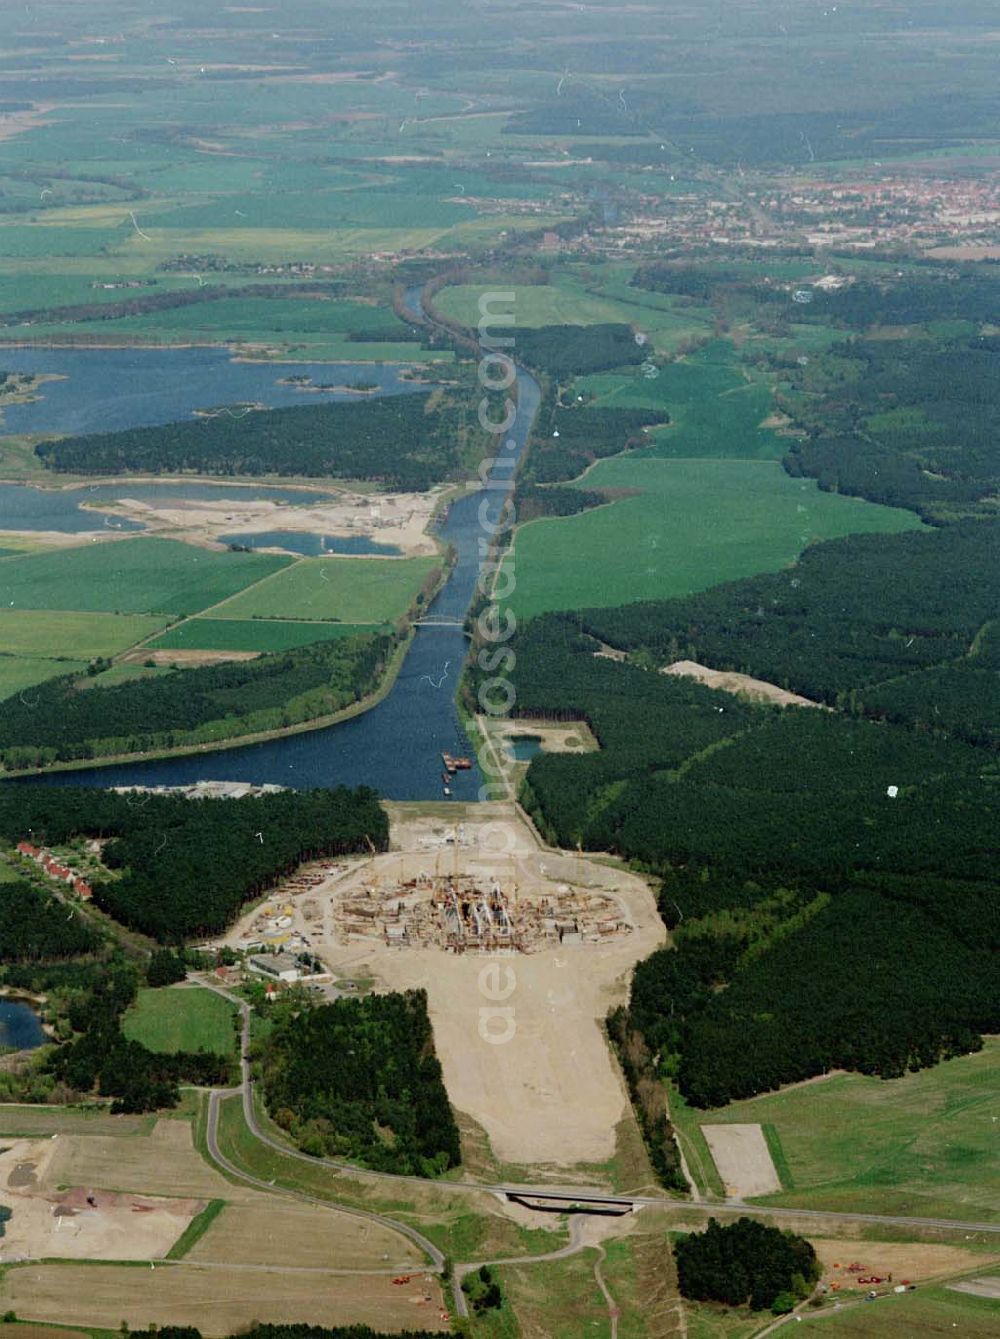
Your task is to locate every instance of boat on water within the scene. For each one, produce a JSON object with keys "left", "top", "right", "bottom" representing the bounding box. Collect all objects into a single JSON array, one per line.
[{"left": 441, "top": 752, "right": 472, "bottom": 772}]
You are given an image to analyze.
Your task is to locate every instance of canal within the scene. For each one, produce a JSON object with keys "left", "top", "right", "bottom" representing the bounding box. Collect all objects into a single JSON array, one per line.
[{"left": 23, "top": 289, "right": 540, "bottom": 800}]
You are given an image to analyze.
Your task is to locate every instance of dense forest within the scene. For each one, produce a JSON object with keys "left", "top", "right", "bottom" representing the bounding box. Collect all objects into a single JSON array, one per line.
[
  {"left": 0, "top": 878, "right": 99, "bottom": 961},
  {"left": 675, "top": 1219, "right": 820, "bottom": 1312},
  {"left": 0, "top": 631, "right": 393, "bottom": 768},
  {"left": 0, "top": 786, "right": 388, "bottom": 941},
  {"left": 781, "top": 334, "right": 1000, "bottom": 521},
  {"left": 35, "top": 392, "right": 468, "bottom": 490},
  {"left": 259, "top": 990, "right": 461, "bottom": 1176},
  {"left": 0, "top": 890, "right": 231, "bottom": 1113},
  {"left": 520, "top": 392, "right": 665, "bottom": 486},
  {"left": 582, "top": 520, "right": 1000, "bottom": 745},
  {"left": 515, "top": 323, "right": 646, "bottom": 376},
  {"left": 467, "top": 519, "right": 999, "bottom": 1106},
  {"left": 634, "top": 262, "right": 1000, "bottom": 331}
]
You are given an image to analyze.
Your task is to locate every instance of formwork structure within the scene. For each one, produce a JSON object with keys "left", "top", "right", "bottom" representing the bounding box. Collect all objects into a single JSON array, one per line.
[{"left": 333, "top": 870, "right": 628, "bottom": 954}]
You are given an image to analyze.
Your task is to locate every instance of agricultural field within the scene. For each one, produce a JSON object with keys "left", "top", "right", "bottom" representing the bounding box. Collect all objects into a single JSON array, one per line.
[
  {"left": 0, "top": 1111, "right": 442, "bottom": 1333},
  {"left": 0, "top": 1261, "right": 447, "bottom": 1335},
  {"left": 506, "top": 458, "right": 923, "bottom": 620},
  {"left": 146, "top": 617, "right": 389, "bottom": 653},
  {"left": 0, "top": 609, "right": 168, "bottom": 658},
  {"left": 121, "top": 987, "right": 237, "bottom": 1058},
  {"left": 212, "top": 555, "right": 440, "bottom": 625},
  {"left": 0, "top": 539, "right": 293, "bottom": 615},
  {"left": 436, "top": 266, "right": 715, "bottom": 355},
  {"left": 578, "top": 341, "right": 787, "bottom": 460},
  {"left": 674, "top": 1041, "right": 999, "bottom": 1222},
  {"left": 0, "top": 656, "right": 89, "bottom": 700}
]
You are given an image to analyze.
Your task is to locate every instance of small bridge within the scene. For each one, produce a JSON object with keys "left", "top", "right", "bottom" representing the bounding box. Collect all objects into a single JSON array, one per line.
[{"left": 413, "top": 616, "right": 467, "bottom": 630}]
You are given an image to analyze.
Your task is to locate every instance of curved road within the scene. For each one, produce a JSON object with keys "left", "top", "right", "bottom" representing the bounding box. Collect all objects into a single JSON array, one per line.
[{"left": 201, "top": 982, "right": 1000, "bottom": 1241}]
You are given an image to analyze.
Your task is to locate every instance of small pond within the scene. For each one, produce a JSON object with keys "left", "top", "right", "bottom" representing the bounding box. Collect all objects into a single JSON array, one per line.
[{"left": 0, "top": 998, "right": 47, "bottom": 1052}]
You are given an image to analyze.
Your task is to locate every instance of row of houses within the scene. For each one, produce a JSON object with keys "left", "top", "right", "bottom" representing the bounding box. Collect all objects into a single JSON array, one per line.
[{"left": 15, "top": 841, "right": 93, "bottom": 900}]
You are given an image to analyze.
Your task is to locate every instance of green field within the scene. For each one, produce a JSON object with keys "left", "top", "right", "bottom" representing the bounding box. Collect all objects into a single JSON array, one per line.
[
  {"left": 0, "top": 609, "right": 168, "bottom": 657},
  {"left": 673, "top": 1041, "right": 999, "bottom": 1222},
  {"left": 0, "top": 656, "right": 89, "bottom": 701},
  {"left": 0, "top": 539, "right": 292, "bottom": 615},
  {"left": 506, "top": 458, "right": 924, "bottom": 620},
  {"left": 801, "top": 1284, "right": 1000, "bottom": 1335},
  {"left": 122, "top": 987, "right": 237, "bottom": 1058},
  {"left": 212, "top": 555, "right": 439, "bottom": 625},
  {"left": 147, "top": 617, "right": 391, "bottom": 653},
  {"left": 435, "top": 267, "right": 714, "bottom": 354},
  {"left": 578, "top": 341, "right": 786, "bottom": 460}
]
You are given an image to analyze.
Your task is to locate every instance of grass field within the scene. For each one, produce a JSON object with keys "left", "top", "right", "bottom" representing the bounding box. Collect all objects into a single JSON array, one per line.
[
  {"left": 578, "top": 341, "right": 786, "bottom": 460},
  {"left": 800, "top": 1284, "right": 1000, "bottom": 1335},
  {"left": 0, "top": 655, "right": 89, "bottom": 701},
  {"left": 212, "top": 555, "right": 439, "bottom": 625},
  {"left": 675, "top": 1041, "right": 999, "bottom": 1222},
  {"left": 146, "top": 617, "right": 390, "bottom": 653},
  {"left": 121, "top": 987, "right": 237, "bottom": 1058},
  {"left": 506, "top": 458, "right": 924, "bottom": 620},
  {"left": 0, "top": 610, "right": 168, "bottom": 658},
  {"left": 0, "top": 539, "right": 292, "bottom": 615},
  {"left": 435, "top": 267, "right": 714, "bottom": 354},
  {"left": 0, "top": 1261, "right": 449, "bottom": 1335},
  {"left": 0, "top": 1104, "right": 154, "bottom": 1137}
]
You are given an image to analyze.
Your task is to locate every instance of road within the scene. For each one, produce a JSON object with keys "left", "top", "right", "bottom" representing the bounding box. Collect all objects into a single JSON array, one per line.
[
  {"left": 209, "top": 982, "right": 1000, "bottom": 1236},
  {"left": 195, "top": 975, "right": 1000, "bottom": 1333}
]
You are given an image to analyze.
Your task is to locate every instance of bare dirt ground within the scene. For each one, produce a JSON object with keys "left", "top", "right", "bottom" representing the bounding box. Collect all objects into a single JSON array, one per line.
[
  {"left": 129, "top": 649, "right": 261, "bottom": 667},
  {"left": 92, "top": 486, "right": 444, "bottom": 558},
  {"left": 950, "top": 1276, "right": 1000, "bottom": 1298},
  {"left": 490, "top": 717, "right": 600, "bottom": 754},
  {"left": 1, "top": 1263, "right": 449, "bottom": 1335},
  {"left": 218, "top": 804, "right": 665, "bottom": 1171},
  {"left": 662, "top": 660, "right": 827, "bottom": 710},
  {"left": 814, "top": 1240, "right": 999, "bottom": 1289},
  {"left": 0, "top": 1138, "right": 202, "bottom": 1261},
  {"left": 701, "top": 1124, "right": 782, "bottom": 1199}
]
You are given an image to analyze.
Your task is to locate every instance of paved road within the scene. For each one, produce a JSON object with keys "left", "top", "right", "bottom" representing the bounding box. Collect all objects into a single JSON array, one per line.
[{"left": 202, "top": 981, "right": 1000, "bottom": 1243}]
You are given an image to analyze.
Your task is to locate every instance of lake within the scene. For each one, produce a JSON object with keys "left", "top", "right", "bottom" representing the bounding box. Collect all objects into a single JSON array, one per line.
[
  {"left": 0, "top": 480, "right": 341, "bottom": 534},
  {"left": 0, "top": 998, "right": 47, "bottom": 1052},
  {"left": 0, "top": 346, "right": 424, "bottom": 438}
]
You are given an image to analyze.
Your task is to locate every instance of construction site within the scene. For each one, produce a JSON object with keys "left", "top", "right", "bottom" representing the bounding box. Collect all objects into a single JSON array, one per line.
[
  {"left": 217, "top": 804, "right": 667, "bottom": 1167},
  {"left": 333, "top": 865, "right": 631, "bottom": 954}
]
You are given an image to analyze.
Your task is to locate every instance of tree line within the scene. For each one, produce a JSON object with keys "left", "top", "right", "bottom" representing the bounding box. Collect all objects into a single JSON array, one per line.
[
  {"left": 35, "top": 391, "right": 467, "bottom": 491},
  {"left": 0, "top": 631, "right": 393, "bottom": 769},
  {"left": 259, "top": 989, "right": 461, "bottom": 1176},
  {"left": 0, "top": 785, "right": 388, "bottom": 941},
  {"left": 465, "top": 518, "right": 998, "bottom": 1106},
  {"left": 675, "top": 1218, "right": 820, "bottom": 1313}
]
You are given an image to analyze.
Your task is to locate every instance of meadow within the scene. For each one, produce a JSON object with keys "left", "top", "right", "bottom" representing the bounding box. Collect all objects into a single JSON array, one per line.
[
  {"left": 435, "top": 267, "right": 715, "bottom": 355},
  {"left": 0, "top": 655, "right": 89, "bottom": 700},
  {"left": 121, "top": 987, "right": 237, "bottom": 1058},
  {"left": 0, "top": 539, "right": 293, "bottom": 616},
  {"left": 211, "top": 555, "right": 440, "bottom": 625},
  {"left": 673, "top": 1041, "right": 999, "bottom": 1223},
  {"left": 578, "top": 341, "right": 786, "bottom": 460},
  {"left": 801, "top": 1285, "right": 1000, "bottom": 1335},
  {"left": 146, "top": 617, "right": 390, "bottom": 653},
  {"left": 0, "top": 609, "right": 167, "bottom": 658},
  {"left": 506, "top": 458, "right": 923, "bottom": 620}
]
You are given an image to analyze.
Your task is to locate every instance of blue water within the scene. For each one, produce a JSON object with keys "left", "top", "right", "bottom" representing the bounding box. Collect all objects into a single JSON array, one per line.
[
  {"left": 18, "top": 289, "right": 542, "bottom": 800},
  {"left": 506, "top": 735, "right": 542, "bottom": 762},
  {"left": 0, "top": 347, "right": 425, "bottom": 438},
  {"left": 0, "top": 999, "right": 46, "bottom": 1051},
  {"left": 219, "top": 530, "right": 402, "bottom": 557},
  {"left": 0, "top": 481, "right": 340, "bottom": 534}
]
